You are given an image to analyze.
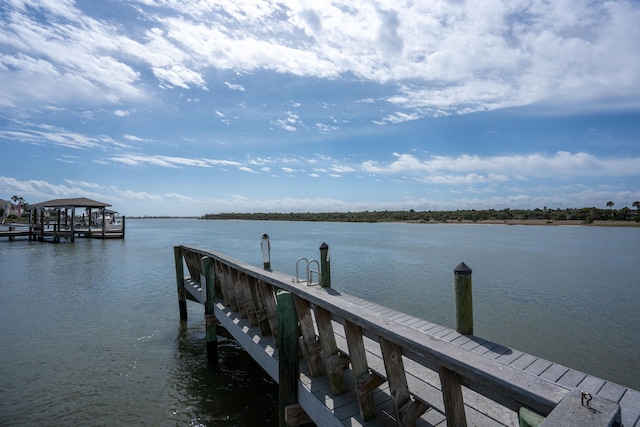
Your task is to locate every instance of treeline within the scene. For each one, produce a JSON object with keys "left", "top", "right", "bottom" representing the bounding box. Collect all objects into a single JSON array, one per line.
[{"left": 202, "top": 207, "right": 640, "bottom": 224}]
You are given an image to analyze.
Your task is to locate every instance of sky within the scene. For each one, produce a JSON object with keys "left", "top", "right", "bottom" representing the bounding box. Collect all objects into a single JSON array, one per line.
[{"left": 1, "top": 0, "right": 639, "bottom": 216}]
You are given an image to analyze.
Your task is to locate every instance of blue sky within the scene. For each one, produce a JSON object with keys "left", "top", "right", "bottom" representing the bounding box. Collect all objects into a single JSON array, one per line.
[{"left": 1, "top": 0, "right": 639, "bottom": 216}]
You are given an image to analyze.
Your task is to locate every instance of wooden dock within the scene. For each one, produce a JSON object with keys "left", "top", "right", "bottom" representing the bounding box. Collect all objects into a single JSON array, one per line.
[
  {"left": 0, "top": 224, "right": 124, "bottom": 242},
  {"left": 174, "top": 244, "right": 638, "bottom": 427}
]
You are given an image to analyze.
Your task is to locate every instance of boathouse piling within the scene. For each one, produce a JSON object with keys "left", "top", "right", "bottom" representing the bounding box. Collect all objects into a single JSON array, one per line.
[{"left": 454, "top": 261, "right": 473, "bottom": 335}]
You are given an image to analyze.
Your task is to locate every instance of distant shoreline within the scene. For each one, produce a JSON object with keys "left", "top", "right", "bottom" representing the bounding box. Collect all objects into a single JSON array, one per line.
[
  {"left": 120, "top": 216, "right": 640, "bottom": 227},
  {"left": 405, "top": 219, "right": 640, "bottom": 227}
]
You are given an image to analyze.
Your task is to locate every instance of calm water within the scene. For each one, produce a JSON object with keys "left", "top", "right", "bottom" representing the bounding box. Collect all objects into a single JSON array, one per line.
[{"left": 1, "top": 219, "right": 638, "bottom": 426}]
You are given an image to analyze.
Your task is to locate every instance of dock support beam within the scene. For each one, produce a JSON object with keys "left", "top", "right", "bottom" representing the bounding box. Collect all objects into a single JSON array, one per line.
[
  {"left": 174, "top": 246, "right": 187, "bottom": 321},
  {"left": 454, "top": 262, "right": 473, "bottom": 335},
  {"left": 277, "top": 290, "right": 299, "bottom": 427},
  {"left": 202, "top": 256, "right": 218, "bottom": 366}
]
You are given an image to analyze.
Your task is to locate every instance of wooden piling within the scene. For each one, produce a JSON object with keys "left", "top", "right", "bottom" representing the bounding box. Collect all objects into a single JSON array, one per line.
[
  {"left": 201, "top": 256, "right": 218, "bottom": 366},
  {"left": 277, "top": 290, "right": 299, "bottom": 427},
  {"left": 262, "top": 233, "right": 271, "bottom": 270},
  {"left": 454, "top": 262, "right": 473, "bottom": 335},
  {"left": 319, "top": 242, "right": 331, "bottom": 288},
  {"left": 174, "top": 246, "right": 188, "bottom": 321}
]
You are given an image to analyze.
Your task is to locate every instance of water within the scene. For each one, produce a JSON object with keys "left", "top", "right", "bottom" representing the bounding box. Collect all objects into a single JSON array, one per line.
[{"left": 1, "top": 219, "right": 638, "bottom": 425}]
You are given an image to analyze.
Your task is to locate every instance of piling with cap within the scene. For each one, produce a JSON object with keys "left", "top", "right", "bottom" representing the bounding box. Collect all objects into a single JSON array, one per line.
[
  {"left": 320, "top": 242, "right": 331, "bottom": 288},
  {"left": 454, "top": 262, "right": 473, "bottom": 335},
  {"left": 261, "top": 234, "right": 271, "bottom": 270}
]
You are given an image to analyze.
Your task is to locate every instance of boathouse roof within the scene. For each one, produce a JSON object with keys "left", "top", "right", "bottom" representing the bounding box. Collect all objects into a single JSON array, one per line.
[{"left": 32, "top": 197, "right": 112, "bottom": 209}]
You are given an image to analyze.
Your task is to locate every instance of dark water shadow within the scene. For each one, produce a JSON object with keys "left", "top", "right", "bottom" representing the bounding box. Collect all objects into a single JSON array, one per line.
[{"left": 170, "top": 321, "right": 278, "bottom": 426}]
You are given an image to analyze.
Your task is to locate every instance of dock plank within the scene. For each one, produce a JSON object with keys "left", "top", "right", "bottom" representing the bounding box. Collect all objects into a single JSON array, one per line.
[
  {"left": 618, "top": 389, "right": 640, "bottom": 427},
  {"left": 556, "top": 369, "right": 587, "bottom": 388},
  {"left": 539, "top": 364, "right": 569, "bottom": 383}
]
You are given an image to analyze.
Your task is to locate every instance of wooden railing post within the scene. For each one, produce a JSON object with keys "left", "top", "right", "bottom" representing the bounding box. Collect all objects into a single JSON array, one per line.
[
  {"left": 440, "top": 366, "right": 467, "bottom": 427},
  {"left": 174, "top": 246, "right": 187, "bottom": 321},
  {"left": 319, "top": 242, "right": 331, "bottom": 288},
  {"left": 344, "top": 320, "right": 384, "bottom": 421},
  {"left": 454, "top": 262, "right": 473, "bottom": 335},
  {"left": 277, "top": 290, "right": 299, "bottom": 427},
  {"left": 294, "top": 297, "right": 324, "bottom": 377},
  {"left": 201, "top": 256, "right": 218, "bottom": 366},
  {"left": 315, "top": 307, "right": 348, "bottom": 395},
  {"left": 380, "top": 337, "right": 429, "bottom": 426}
]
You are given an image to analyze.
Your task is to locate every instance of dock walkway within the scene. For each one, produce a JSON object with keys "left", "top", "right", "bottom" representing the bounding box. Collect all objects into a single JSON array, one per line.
[
  {"left": 0, "top": 224, "right": 124, "bottom": 241},
  {"left": 175, "top": 244, "right": 639, "bottom": 426}
]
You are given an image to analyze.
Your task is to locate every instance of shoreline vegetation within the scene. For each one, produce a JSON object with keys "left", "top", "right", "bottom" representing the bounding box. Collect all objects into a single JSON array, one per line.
[{"left": 200, "top": 207, "right": 640, "bottom": 227}]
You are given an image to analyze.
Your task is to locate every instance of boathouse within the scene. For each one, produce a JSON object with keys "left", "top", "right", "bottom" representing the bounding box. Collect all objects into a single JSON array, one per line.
[{"left": 28, "top": 197, "right": 125, "bottom": 242}]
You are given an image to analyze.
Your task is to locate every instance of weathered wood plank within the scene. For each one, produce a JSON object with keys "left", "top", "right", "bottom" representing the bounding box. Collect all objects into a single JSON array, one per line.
[
  {"left": 315, "top": 306, "right": 349, "bottom": 395},
  {"left": 539, "top": 364, "right": 569, "bottom": 383},
  {"left": 232, "top": 268, "right": 248, "bottom": 318},
  {"left": 618, "top": 389, "right": 640, "bottom": 427},
  {"left": 556, "top": 369, "right": 587, "bottom": 388},
  {"left": 440, "top": 366, "right": 467, "bottom": 427},
  {"left": 344, "top": 319, "right": 379, "bottom": 422},
  {"left": 579, "top": 375, "right": 606, "bottom": 395},
  {"left": 258, "top": 280, "right": 279, "bottom": 344},
  {"left": 277, "top": 290, "right": 299, "bottom": 427},
  {"left": 294, "top": 297, "right": 324, "bottom": 378},
  {"left": 524, "top": 358, "right": 553, "bottom": 377},
  {"left": 380, "top": 337, "right": 429, "bottom": 426},
  {"left": 247, "top": 275, "right": 271, "bottom": 336}
]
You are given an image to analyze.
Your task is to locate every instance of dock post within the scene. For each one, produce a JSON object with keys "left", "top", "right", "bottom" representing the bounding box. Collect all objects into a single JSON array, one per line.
[
  {"left": 201, "top": 256, "right": 218, "bottom": 366},
  {"left": 122, "top": 215, "right": 126, "bottom": 239},
  {"left": 261, "top": 234, "right": 271, "bottom": 270},
  {"left": 319, "top": 242, "right": 331, "bottom": 288},
  {"left": 454, "top": 262, "right": 473, "bottom": 335},
  {"left": 174, "top": 246, "right": 188, "bottom": 321},
  {"left": 277, "top": 290, "right": 299, "bottom": 427}
]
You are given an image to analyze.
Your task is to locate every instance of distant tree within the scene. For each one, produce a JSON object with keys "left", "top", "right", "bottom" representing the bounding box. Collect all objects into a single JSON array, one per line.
[
  {"left": 606, "top": 201, "right": 614, "bottom": 210},
  {"left": 633, "top": 201, "right": 640, "bottom": 211}
]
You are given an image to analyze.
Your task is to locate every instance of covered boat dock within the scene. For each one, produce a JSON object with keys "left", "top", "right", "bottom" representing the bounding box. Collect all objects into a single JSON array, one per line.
[{"left": 27, "top": 197, "right": 125, "bottom": 242}]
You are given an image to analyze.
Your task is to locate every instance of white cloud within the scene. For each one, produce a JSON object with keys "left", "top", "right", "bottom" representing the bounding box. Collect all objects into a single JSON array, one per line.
[
  {"left": 373, "top": 111, "right": 421, "bottom": 125},
  {"left": 224, "top": 82, "right": 245, "bottom": 91},
  {"left": 362, "top": 152, "right": 640, "bottom": 179},
  {"left": 1, "top": 0, "right": 639, "bottom": 113},
  {"left": 275, "top": 111, "right": 300, "bottom": 132}
]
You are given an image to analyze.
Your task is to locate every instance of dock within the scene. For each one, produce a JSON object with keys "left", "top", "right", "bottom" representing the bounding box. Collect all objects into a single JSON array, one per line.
[
  {"left": 174, "top": 243, "right": 639, "bottom": 426},
  {"left": 1, "top": 197, "right": 125, "bottom": 242}
]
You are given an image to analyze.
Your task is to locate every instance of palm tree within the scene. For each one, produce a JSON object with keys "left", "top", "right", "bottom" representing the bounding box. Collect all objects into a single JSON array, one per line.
[
  {"left": 10, "top": 195, "right": 26, "bottom": 217},
  {"left": 633, "top": 201, "right": 640, "bottom": 211},
  {"left": 606, "top": 201, "right": 614, "bottom": 210}
]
